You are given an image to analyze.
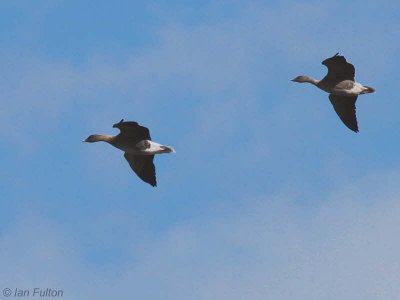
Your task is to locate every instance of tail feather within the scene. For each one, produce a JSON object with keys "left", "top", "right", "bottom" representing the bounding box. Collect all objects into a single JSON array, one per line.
[{"left": 363, "top": 86, "right": 375, "bottom": 93}]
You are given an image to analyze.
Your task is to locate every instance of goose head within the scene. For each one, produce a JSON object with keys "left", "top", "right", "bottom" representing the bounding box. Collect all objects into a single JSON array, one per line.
[
  {"left": 291, "top": 75, "right": 311, "bottom": 83},
  {"left": 291, "top": 75, "right": 319, "bottom": 86},
  {"left": 82, "top": 134, "right": 111, "bottom": 143}
]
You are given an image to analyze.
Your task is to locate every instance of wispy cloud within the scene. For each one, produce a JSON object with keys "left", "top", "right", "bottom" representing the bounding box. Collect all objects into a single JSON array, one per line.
[
  {"left": 3, "top": 0, "right": 397, "bottom": 147},
  {"left": 1, "top": 2, "right": 400, "bottom": 299},
  {"left": 0, "top": 2, "right": 330, "bottom": 144},
  {"left": 2, "top": 168, "right": 400, "bottom": 299}
]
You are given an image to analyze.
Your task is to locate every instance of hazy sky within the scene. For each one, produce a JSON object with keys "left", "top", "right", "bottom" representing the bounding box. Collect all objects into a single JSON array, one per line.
[{"left": 1, "top": 1, "right": 400, "bottom": 299}]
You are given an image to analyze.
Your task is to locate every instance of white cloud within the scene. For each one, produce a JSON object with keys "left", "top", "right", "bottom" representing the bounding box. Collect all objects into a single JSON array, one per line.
[
  {"left": 2, "top": 169, "right": 400, "bottom": 299},
  {"left": 2, "top": 2, "right": 400, "bottom": 299},
  {"left": 0, "top": 2, "right": 330, "bottom": 145},
  {"left": 91, "top": 168, "right": 400, "bottom": 299},
  {"left": 2, "top": 0, "right": 397, "bottom": 153}
]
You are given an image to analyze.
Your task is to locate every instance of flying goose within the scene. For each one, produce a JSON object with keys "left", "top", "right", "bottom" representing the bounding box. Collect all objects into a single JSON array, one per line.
[
  {"left": 83, "top": 120, "right": 175, "bottom": 187},
  {"left": 292, "top": 53, "right": 375, "bottom": 132}
]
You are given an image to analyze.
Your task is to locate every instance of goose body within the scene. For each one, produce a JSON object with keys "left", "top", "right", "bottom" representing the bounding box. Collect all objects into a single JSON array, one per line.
[
  {"left": 83, "top": 120, "right": 175, "bottom": 187},
  {"left": 112, "top": 138, "right": 174, "bottom": 155},
  {"left": 292, "top": 53, "right": 375, "bottom": 132}
]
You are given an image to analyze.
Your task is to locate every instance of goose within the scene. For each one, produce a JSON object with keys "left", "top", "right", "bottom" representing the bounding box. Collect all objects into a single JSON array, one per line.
[
  {"left": 292, "top": 53, "right": 375, "bottom": 132},
  {"left": 83, "top": 119, "right": 175, "bottom": 187}
]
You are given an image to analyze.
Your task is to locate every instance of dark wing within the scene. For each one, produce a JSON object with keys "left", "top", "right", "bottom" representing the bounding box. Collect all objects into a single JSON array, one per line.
[
  {"left": 113, "top": 119, "right": 151, "bottom": 142},
  {"left": 329, "top": 94, "right": 359, "bottom": 132},
  {"left": 124, "top": 153, "right": 157, "bottom": 187},
  {"left": 322, "top": 53, "right": 355, "bottom": 84}
]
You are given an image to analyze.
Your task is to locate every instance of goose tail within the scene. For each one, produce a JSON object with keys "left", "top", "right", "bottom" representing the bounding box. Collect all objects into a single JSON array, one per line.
[{"left": 363, "top": 86, "right": 376, "bottom": 94}]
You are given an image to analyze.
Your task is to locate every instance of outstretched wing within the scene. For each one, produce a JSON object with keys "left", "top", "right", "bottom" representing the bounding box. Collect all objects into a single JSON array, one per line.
[
  {"left": 329, "top": 94, "right": 359, "bottom": 132},
  {"left": 322, "top": 53, "right": 355, "bottom": 84},
  {"left": 124, "top": 153, "right": 157, "bottom": 187},
  {"left": 113, "top": 119, "right": 151, "bottom": 142}
]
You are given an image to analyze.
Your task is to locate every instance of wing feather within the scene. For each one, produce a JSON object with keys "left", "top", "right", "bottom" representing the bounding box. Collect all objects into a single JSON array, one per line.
[
  {"left": 124, "top": 153, "right": 157, "bottom": 187},
  {"left": 113, "top": 120, "right": 151, "bottom": 143},
  {"left": 329, "top": 94, "right": 359, "bottom": 132},
  {"left": 322, "top": 53, "right": 355, "bottom": 84}
]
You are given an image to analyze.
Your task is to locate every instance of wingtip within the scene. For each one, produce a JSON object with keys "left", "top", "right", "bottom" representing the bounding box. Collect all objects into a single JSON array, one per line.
[
  {"left": 142, "top": 180, "right": 157, "bottom": 187},
  {"left": 113, "top": 119, "right": 124, "bottom": 128},
  {"left": 322, "top": 52, "right": 342, "bottom": 64}
]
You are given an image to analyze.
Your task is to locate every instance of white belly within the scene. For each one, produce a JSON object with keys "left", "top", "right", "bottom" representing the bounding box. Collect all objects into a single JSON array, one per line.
[
  {"left": 346, "top": 82, "right": 365, "bottom": 95},
  {"left": 333, "top": 82, "right": 366, "bottom": 96},
  {"left": 124, "top": 140, "right": 166, "bottom": 155}
]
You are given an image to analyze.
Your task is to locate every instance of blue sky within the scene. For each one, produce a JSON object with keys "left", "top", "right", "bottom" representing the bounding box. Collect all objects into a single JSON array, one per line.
[{"left": 1, "top": 1, "right": 400, "bottom": 299}]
